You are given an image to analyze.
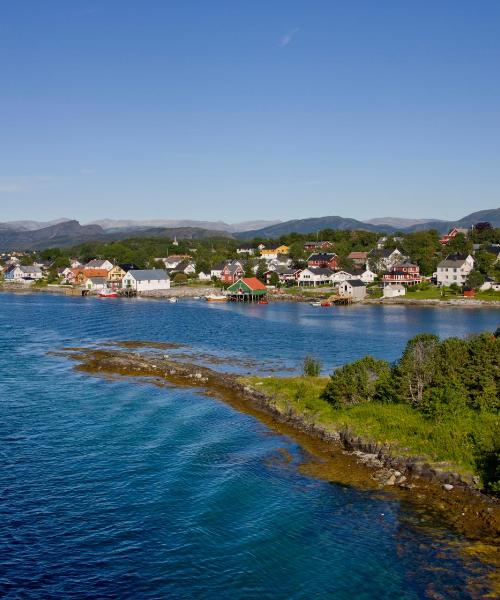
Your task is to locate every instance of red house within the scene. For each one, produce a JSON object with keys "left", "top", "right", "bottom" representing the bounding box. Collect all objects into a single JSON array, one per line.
[
  {"left": 439, "top": 228, "right": 468, "bottom": 245},
  {"left": 220, "top": 263, "right": 244, "bottom": 284},
  {"left": 306, "top": 252, "right": 339, "bottom": 270},
  {"left": 383, "top": 262, "right": 422, "bottom": 285},
  {"left": 304, "top": 241, "right": 333, "bottom": 252}
]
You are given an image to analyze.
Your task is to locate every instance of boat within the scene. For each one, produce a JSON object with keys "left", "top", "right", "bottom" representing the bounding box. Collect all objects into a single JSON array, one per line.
[
  {"left": 320, "top": 301, "right": 332, "bottom": 307},
  {"left": 98, "top": 287, "right": 119, "bottom": 298},
  {"left": 205, "top": 293, "right": 227, "bottom": 302},
  {"left": 310, "top": 301, "right": 322, "bottom": 307},
  {"left": 258, "top": 300, "right": 268, "bottom": 305},
  {"left": 168, "top": 297, "right": 178, "bottom": 303}
]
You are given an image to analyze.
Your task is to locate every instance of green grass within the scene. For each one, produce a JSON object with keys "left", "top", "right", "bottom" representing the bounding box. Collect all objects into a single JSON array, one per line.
[
  {"left": 242, "top": 376, "right": 499, "bottom": 477},
  {"left": 475, "top": 290, "right": 500, "bottom": 301},
  {"left": 403, "top": 287, "right": 444, "bottom": 299}
]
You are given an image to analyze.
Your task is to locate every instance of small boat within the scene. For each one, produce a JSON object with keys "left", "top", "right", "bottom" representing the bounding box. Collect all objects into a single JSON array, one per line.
[
  {"left": 320, "top": 301, "right": 332, "bottom": 307},
  {"left": 192, "top": 296, "right": 200, "bottom": 300},
  {"left": 205, "top": 293, "right": 227, "bottom": 302},
  {"left": 99, "top": 287, "right": 118, "bottom": 298},
  {"left": 258, "top": 300, "right": 268, "bottom": 305},
  {"left": 168, "top": 297, "right": 178, "bottom": 303},
  {"left": 310, "top": 301, "right": 322, "bottom": 307}
]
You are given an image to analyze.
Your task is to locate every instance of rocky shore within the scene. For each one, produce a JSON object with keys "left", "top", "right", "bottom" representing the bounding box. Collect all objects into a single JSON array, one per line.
[{"left": 56, "top": 342, "right": 500, "bottom": 548}]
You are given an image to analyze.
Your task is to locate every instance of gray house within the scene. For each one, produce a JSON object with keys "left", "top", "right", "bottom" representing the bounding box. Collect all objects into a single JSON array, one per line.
[{"left": 338, "top": 279, "right": 367, "bottom": 301}]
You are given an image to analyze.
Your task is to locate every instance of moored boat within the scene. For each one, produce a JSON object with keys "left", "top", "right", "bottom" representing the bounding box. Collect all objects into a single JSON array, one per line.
[
  {"left": 168, "top": 297, "right": 178, "bottom": 303},
  {"left": 205, "top": 293, "right": 227, "bottom": 302},
  {"left": 320, "top": 301, "right": 332, "bottom": 307},
  {"left": 98, "top": 287, "right": 119, "bottom": 298},
  {"left": 310, "top": 301, "right": 322, "bottom": 307}
]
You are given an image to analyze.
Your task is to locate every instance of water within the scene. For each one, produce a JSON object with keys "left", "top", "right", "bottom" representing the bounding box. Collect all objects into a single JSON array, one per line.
[{"left": 1, "top": 293, "right": 498, "bottom": 599}]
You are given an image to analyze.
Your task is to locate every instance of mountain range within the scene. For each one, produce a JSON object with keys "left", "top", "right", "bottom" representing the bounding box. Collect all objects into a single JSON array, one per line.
[{"left": 0, "top": 208, "right": 498, "bottom": 251}]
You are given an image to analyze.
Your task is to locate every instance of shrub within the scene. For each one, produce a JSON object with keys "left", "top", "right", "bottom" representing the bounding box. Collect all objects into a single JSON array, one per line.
[
  {"left": 173, "top": 273, "right": 188, "bottom": 284},
  {"left": 303, "top": 356, "right": 321, "bottom": 377}
]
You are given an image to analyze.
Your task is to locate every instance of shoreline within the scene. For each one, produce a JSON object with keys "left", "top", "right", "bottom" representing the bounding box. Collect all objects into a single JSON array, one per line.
[
  {"left": 56, "top": 342, "right": 500, "bottom": 549},
  {"left": 2, "top": 283, "right": 500, "bottom": 308}
]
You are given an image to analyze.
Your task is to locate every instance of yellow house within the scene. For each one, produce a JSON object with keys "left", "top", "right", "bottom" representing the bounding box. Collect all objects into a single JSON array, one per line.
[
  {"left": 107, "top": 265, "right": 126, "bottom": 283},
  {"left": 260, "top": 245, "right": 289, "bottom": 259}
]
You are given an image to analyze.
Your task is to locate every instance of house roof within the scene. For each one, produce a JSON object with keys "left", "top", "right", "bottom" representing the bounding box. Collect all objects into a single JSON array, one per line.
[
  {"left": 307, "top": 252, "right": 337, "bottom": 261},
  {"left": 305, "top": 267, "right": 335, "bottom": 276},
  {"left": 385, "top": 283, "right": 405, "bottom": 290},
  {"left": 85, "top": 259, "right": 110, "bottom": 268},
  {"left": 229, "top": 277, "right": 267, "bottom": 291},
  {"left": 369, "top": 248, "right": 401, "bottom": 258},
  {"left": 345, "top": 279, "right": 366, "bottom": 287},
  {"left": 348, "top": 251, "right": 368, "bottom": 259},
  {"left": 437, "top": 254, "right": 472, "bottom": 268},
  {"left": 81, "top": 268, "right": 109, "bottom": 278},
  {"left": 126, "top": 269, "right": 170, "bottom": 281},
  {"left": 87, "top": 277, "right": 107, "bottom": 284},
  {"left": 19, "top": 265, "right": 42, "bottom": 274}
]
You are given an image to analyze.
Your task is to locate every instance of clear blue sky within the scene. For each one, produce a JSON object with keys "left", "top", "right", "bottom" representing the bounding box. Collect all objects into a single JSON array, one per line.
[{"left": 1, "top": 1, "right": 499, "bottom": 223}]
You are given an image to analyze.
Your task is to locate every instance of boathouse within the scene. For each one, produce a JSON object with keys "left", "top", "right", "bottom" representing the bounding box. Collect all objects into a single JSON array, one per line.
[{"left": 226, "top": 278, "right": 267, "bottom": 302}]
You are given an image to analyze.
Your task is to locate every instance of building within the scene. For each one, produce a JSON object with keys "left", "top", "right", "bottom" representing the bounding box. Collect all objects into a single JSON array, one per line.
[
  {"left": 264, "top": 267, "right": 302, "bottom": 286},
  {"left": 367, "top": 248, "right": 406, "bottom": 272},
  {"left": 382, "top": 262, "right": 422, "bottom": 286},
  {"left": 122, "top": 269, "right": 171, "bottom": 292},
  {"left": 220, "top": 262, "right": 245, "bottom": 284},
  {"left": 260, "top": 245, "right": 290, "bottom": 260},
  {"left": 198, "top": 271, "right": 212, "bottom": 281},
  {"left": 236, "top": 244, "right": 255, "bottom": 255},
  {"left": 436, "top": 254, "right": 474, "bottom": 286},
  {"left": 85, "top": 259, "right": 113, "bottom": 271},
  {"left": 226, "top": 278, "right": 267, "bottom": 302},
  {"left": 330, "top": 271, "right": 354, "bottom": 284},
  {"left": 347, "top": 251, "right": 369, "bottom": 267},
  {"left": 170, "top": 260, "right": 196, "bottom": 275},
  {"left": 338, "top": 279, "right": 367, "bottom": 301},
  {"left": 383, "top": 283, "right": 406, "bottom": 298},
  {"left": 304, "top": 241, "right": 333, "bottom": 252},
  {"left": 439, "top": 228, "right": 469, "bottom": 246},
  {"left": 107, "top": 265, "right": 127, "bottom": 285},
  {"left": 358, "top": 269, "right": 376, "bottom": 284},
  {"left": 306, "top": 252, "right": 339, "bottom": 270},
  {"left": 298, "top": 267, "right": 334, "bottom": 286},
  {"left": 160, "top": 255, "right": 192, "bottom": 269},
  {"left": 85, "top": 276, "right": 107, "bottom": 291},
  {"left": 4, "top": 265, "right": 43, "bottom": 281}
]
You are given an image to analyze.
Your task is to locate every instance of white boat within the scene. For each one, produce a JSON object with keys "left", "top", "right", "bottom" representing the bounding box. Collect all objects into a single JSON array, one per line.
[
  {"left": 310, "top": 301, "right": 322, "bottom": 307},
  {"left": 205, "top": 293, "right": 227, "bottom": 302},
  {"left": 168, "top": 297, "right": 178, "bottom": 303}
]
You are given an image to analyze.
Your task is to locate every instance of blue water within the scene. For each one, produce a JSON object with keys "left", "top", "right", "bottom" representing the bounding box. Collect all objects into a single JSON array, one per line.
[{"left": 1, "top": 293, "right": 498, "bottom": 599}]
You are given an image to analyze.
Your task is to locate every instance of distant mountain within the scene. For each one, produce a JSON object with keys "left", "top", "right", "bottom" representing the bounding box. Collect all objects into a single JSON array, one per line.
[
  {"left": 236, "top": 208, "right": 500, "bottom": 239},
  {"left": 87, "top": 218, "right": 281, "bottom": 233},
  {"left": 0, "top": 220, "right": 232, "bottom": 251},
  {"left": 365, "top": 217, "right": 438, "bottom": 228},
  {"left": 0, "top": 218, "right": 71, "bottom": 232},
  {"left": 403, "top": 208, "right": 500, "bottom": 233},
  {"left": 0, "top": 220, "right": 106, "bottom": 251},
  {"left": 236, "top": 216, "right": 394, "bottom": 239}
]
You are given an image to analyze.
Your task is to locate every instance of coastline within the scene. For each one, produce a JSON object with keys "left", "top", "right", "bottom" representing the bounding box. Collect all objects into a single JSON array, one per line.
[
  {"left": 2, "top": 283, "right": 500, "bottom": 307},
  {"left": 56, "top": 342, "right": 500, "bottom": 549}
]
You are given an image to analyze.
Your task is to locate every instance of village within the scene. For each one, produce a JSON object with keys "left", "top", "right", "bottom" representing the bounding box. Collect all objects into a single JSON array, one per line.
[{"left": 1, "top": 223, "right": 499, "bottom": 305}]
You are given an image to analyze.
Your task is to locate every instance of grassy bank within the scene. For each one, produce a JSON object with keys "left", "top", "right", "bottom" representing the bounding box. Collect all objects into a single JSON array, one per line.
[{"left": 242, "top": 375, "right": 499, "bottom": 481}]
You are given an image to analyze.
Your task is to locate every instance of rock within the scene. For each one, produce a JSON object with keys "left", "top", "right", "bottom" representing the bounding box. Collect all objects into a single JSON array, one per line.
[
  {"left": 396, "top": 475, "right": 407, "bottom": 485},
  {"left": 194, "top": 373, "right": 202, "bottom": 379},
  {"left": 393, "top": 470, "right": 402, "bottom": 478},
  {"left": 385, "top": 474, "right": 397, "bottom": 486},
  {"left": 443, "top": 483, "right": 454, "bottom": 491}
]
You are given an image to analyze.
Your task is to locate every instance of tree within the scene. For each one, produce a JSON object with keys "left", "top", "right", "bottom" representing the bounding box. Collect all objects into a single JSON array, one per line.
[
  {"left": 269, "top": 272, "right": 280, "bottom": 287},
  {"left": 394, "top": 334, "right": 440, "bottom": 407},
  {"left": 322, "top": 356, "right": 391, "bottom": 408},
  {"left": 256, "top": 260, "right": 267, "bottom": 283},
  {"left": 465, "top": 270, "right": 485, "bottom": 290}
]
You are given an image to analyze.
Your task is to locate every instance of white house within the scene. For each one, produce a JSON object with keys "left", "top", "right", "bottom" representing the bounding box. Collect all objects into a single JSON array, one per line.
[
  {"left": 383, "top": 283, "right": 406, "bottom": 298},
  {"left": 338, "top": 279, "right": 367, "bottom": 301},
  {"left": 236, "top": 244, "right": 255, "bottom": 255},
  {"left": 331, "top": 270, "right": 353, "bottom": 284},
  {"left": 198, "top": 271, "right": 212, "bottom": 281},
  {"left": 368, "top": 248, "right": 407, "bottom": 272},
  {"left": 436, "top": 254, "right": 474, "bottom": 286},
  {"left": 85, "top": 276, "right": 107, "bottom": 291},
  {"left": 85, "top": 259, "right": 113, "bottom": 271},
  {"left": 297, "top": 267, "right": 334, "bottom": 286},
  {"left": 359, "top": 269, "right": 376, "bottom": 284},
  {"left": 5, "top": 265, "right": 43, "bottom": 281},
  {"left": 160, "top": 255, "right": 192, "bottom": 269},
  {"left": 122, "top": 269, "right": 171, "bottom": 292},
  {"left": 172, "top": 260, "right": 196, "bottom": 275}
]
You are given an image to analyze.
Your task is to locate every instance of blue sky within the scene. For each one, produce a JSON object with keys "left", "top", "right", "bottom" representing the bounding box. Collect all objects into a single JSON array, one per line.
[{"left": 1, "top": 1, "right": 499, "bottom": 223}]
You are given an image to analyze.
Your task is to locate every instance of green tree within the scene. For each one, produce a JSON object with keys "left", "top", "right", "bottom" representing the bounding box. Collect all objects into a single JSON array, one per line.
[{"left": 322, "top": 356, "right": 391, "bottom": 408}]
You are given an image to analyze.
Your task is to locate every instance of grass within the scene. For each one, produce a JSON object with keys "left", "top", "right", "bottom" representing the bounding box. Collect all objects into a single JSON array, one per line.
[{"left": 242, "top": 375, "right": 499, "bottom": 478}]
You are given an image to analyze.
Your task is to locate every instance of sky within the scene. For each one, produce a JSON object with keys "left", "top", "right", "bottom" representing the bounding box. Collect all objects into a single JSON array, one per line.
[{"left": 1, "top": 1, "right": 499, "bottom": 223}]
